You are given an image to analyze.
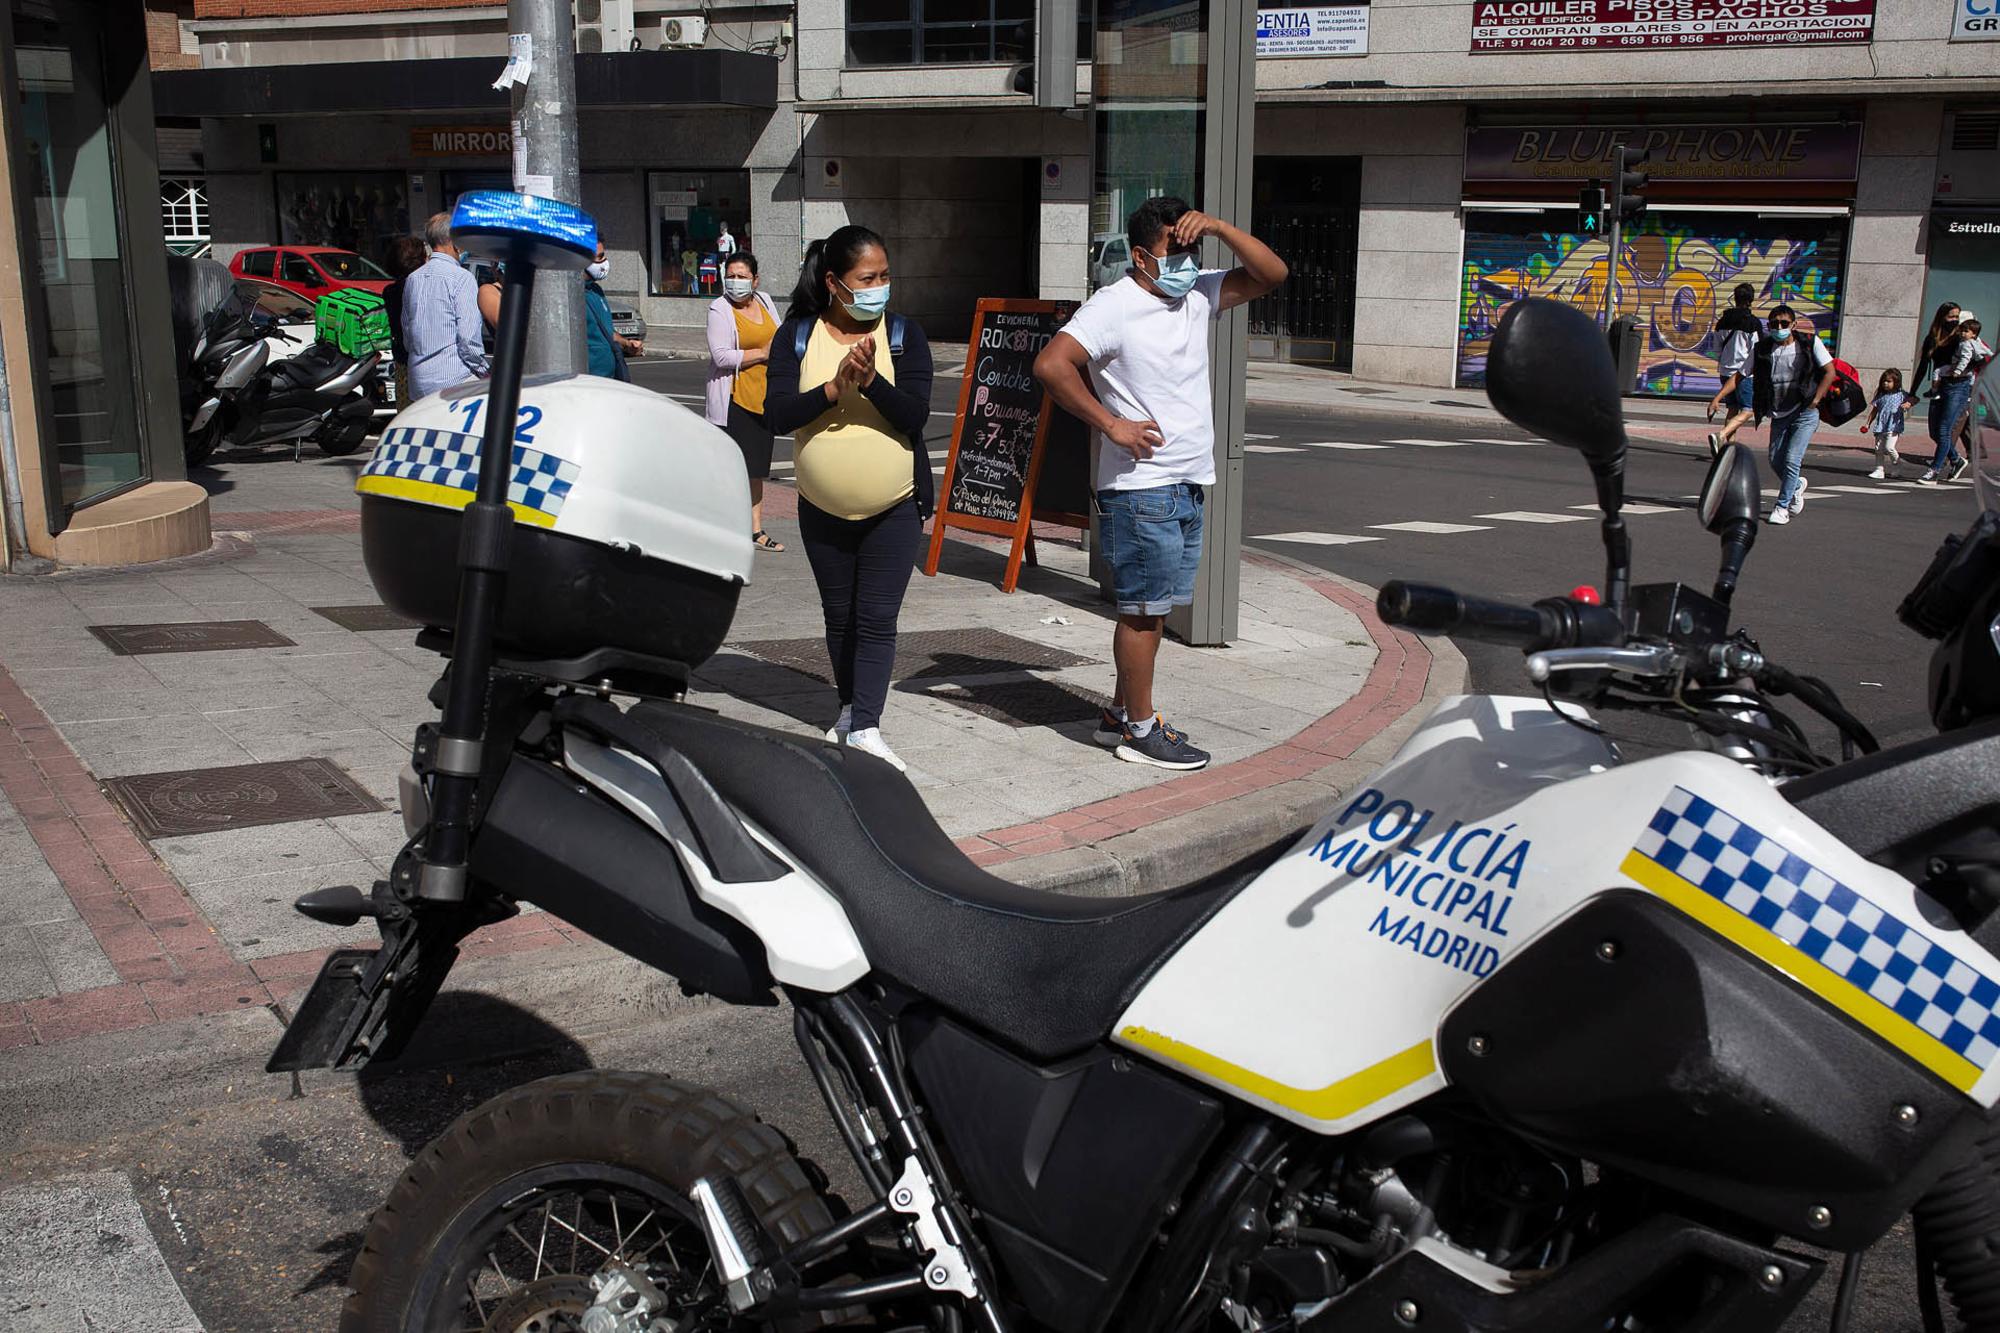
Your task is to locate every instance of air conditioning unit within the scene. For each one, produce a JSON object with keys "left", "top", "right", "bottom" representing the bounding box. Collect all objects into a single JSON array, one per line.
[
  {"left": 660, "top": 15, "right": 708, "bottom": 48},
  {"left": 576, "top": 0, "right": 636, "bottom": 52}
]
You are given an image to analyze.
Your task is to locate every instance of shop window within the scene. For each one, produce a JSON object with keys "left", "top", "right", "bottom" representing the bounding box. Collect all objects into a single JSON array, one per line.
[
  {"left": 161, "top": 176, "right": 209, "bottom": 257},
  {"left": 646, "top": 170, "right": 750, "bottom": 297},
  {"left": 274, "top": 171, "right": 409, "bottom": 270},
  {"left": 848, "top": 0, "right": 1097, "bottom": 66}
]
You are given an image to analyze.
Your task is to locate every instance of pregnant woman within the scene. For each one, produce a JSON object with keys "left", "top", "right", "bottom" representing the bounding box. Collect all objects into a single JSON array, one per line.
[{"left": 763, "top": 225, "right": 934, "bottom": 772}]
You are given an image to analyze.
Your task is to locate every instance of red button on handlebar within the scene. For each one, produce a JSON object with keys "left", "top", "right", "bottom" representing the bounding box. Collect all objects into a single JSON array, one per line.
[{"left": 1570, "top": 585, "right": 1603, "bottom": 605}]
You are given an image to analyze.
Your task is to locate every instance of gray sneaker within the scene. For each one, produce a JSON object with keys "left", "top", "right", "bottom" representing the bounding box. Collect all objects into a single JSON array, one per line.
[
  {"left": 1115, "top": 717, "right": 1211, "bottom": 771},
  {"left": 1092, "top": 707, "right": 1126, "bottom": 747}
]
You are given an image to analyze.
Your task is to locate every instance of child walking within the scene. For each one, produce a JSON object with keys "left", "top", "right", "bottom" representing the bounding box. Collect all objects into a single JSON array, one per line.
[{"left": 1859, "top": 368, "right": 1907, "bottom": 481}]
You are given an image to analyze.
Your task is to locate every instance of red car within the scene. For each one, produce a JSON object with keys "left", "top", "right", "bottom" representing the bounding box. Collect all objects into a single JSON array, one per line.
[{"left": 229, "top": 246, "right": 391, "bottom": 298}]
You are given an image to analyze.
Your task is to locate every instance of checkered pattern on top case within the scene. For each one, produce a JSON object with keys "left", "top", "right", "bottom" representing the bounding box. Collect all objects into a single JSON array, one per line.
[
  {"left": 1635, "top": 785, "right": 2000, "bottom": 1073},
  {"left": 362, "top": 426, "right": 581, "bottom": 518}
]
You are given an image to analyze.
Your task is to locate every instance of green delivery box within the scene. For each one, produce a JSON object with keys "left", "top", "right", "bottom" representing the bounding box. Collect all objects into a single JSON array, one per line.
[{"left": 314, "top": 288, "right": 391, "bottom": 359}]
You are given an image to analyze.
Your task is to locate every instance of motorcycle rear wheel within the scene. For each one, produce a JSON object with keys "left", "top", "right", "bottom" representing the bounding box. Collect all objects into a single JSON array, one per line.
[
  {"left": 339, "top": 1070, "right": 839, "bottom": 1333},
  {"left": 315, "top": 417, "right": 372, "bottom": 457}
]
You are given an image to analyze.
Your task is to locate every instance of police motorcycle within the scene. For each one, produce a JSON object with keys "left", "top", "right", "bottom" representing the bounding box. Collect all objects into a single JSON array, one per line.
[
  {"left": 273, "top": 189, "right": 2000, "bottom": 1333},
  {"left": 170, "top": 258, "right": 380, "bottom": 467}
]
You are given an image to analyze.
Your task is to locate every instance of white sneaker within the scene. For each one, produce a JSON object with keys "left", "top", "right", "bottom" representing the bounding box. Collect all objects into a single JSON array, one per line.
[
  {"left": 1917, "top": 471, "right": 1939, "bottom": 486},
  {"left": 1789, "top": 476, "right": 1808, "bottom": 514},
  {"left": 1768, "top": 506, "right": 1791, "bottom": 525},
  {"left": 845, "top": 726, "right": 906, "bottom": 773},
  {"left": 825, "top": 705, "right": 853, "bottom": 743},
  {"left": 1867, "top": 466, "right": 1886, "bottom": 480}
]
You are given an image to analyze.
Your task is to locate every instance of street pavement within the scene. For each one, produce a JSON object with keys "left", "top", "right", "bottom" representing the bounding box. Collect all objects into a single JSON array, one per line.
[{"left": 0, "top": 347, "right": 1972, "bottom": 1330}]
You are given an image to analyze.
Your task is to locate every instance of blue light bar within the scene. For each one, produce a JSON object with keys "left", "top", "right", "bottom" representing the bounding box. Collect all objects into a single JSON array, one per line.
[{"left": 450, "top": 191, "right": 597, "bottom": 271}]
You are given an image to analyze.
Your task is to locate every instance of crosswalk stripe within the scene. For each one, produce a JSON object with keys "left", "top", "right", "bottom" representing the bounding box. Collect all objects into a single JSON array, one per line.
[
  {"left": 1295, "top": 441, "right": 1391, "bottom": 451},
  {"left": 1245, "top": 445, "right": 1305, "bottom": 454},
  {"left": 1369, "top": 520, "right": 1494, "bottom": 534},
  {"left": 1465, "top": 437, "right": 1545, "bottom": 446},
  {"left": 1820, "top": 484, "right": 1904, "bottom": 496},
  {"left": 1254, "top": 531, "right": 1382, "bottom": 545},
  {"left": 1477, "top": 510, "right": 1591, "bottom": 524},
  {"left": 1569, "top": 502, "right": 1678, "bottom": 515},
  {"left": 1385, "top": 438, "right": 1474, "bottom": 447},
  {"left": 1244, "top": 433, "right": 1279, "bottom": 441}
]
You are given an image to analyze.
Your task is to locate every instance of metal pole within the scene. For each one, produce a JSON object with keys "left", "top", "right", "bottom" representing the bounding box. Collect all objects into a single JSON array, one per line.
[
  {"left": 1600, "top": 149, "right": 1622, "bottom": 330},
  {"left": 1167, "top": 0, "right": 1254, "bottom": 647},
  {"left": 508, "top": 0, "right": 585, "bottom": 376}
]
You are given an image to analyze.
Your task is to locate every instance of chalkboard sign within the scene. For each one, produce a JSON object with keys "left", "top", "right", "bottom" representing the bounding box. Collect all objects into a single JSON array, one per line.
[{"left": 926, "top": 298, "right": 1092, "bottom": 593}]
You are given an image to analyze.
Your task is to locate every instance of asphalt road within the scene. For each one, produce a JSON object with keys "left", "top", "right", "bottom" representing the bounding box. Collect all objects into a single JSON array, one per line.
[{"left": 5, "top": 354, "right": 1977, "bottom": 1332}]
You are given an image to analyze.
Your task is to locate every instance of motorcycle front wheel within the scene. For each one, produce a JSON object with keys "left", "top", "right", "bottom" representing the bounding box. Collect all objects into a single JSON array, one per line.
[
  {"left": 184, "top": 415, "right": 224, "bottom": 469},
  {"left": 340, "top": 1070, "right": 840, "bottom": 1333}
]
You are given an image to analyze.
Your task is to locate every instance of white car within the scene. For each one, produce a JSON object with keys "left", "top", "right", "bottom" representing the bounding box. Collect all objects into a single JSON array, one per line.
[{"left": 1089, "top": 233, "right": 1131, "bottom": 291}]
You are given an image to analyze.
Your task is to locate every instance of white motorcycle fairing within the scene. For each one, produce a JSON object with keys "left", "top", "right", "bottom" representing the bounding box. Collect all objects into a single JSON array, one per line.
[{"left": 1115, "top": 695, "right": 2000, "bottom": 1134}]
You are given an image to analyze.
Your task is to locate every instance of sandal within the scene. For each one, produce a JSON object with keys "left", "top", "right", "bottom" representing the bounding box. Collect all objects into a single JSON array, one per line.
[{"left": 753, "top": 530, "right": 785, "bottom": 552}]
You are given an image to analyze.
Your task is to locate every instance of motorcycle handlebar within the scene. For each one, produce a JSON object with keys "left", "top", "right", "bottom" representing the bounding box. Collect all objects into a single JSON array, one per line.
[{"left": 1377, "top": 581, "right": 1626, "bottom": 652}]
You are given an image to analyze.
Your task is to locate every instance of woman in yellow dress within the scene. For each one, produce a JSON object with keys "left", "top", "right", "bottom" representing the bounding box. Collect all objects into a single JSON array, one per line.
[
  {"left": 704, "top": 252, "right": 784, "bottom": 549},
  {"left": 764, "top": 226, "right": 934, "bottom": 772}
]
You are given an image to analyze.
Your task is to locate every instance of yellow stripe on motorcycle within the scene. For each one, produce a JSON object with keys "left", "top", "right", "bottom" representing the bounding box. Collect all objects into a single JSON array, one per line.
[
  {"left": 1118, "top": 1027, "right": 1436, "bottom": 1121},
  {"left": 1622, "top": 850, "right": 1981, "bottom": 1092},
  {"left": 355, "top": 474, "right": 560, "bottom": 529}
]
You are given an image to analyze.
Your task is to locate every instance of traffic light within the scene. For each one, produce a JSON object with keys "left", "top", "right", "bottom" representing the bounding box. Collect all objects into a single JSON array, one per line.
[
  {"left": 1577, "top": 179, "right": 1606, "bottom": 236},
  {"left": 1612, "top": 146, "right": 1650, "bottom": 225}
]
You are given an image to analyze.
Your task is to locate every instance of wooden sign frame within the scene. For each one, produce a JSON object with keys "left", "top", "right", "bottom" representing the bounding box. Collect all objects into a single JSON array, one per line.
[{"left": 924, "top": 298, "right": 1090, "bottom": 593}]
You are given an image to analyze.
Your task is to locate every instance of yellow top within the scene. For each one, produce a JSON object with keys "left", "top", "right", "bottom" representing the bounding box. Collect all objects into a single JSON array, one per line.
[
  {"left": 792, "top": 320, "right": 913, "bottom": 521},
  {"left": 730, "top": 300, "right": 774, "bottom": 414}
]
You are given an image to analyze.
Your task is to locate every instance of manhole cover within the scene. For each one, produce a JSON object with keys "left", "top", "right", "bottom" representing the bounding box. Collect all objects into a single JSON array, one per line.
[
  {"left": 734, "top": 627, "right": 1095, "bottom": 685},
  {"left": 88, "top": 620, "right": 295, "bottom": 656},
  {"left": 104, "top": 758, "right": 384, "bottom": 839},
  {"left": 311, "top": 604, "right": 421, "bottom": 632},
  {"left": 1340, "top": 386, "right": 1396, "bottom": 396},
  {"left": 916, "top": 678, "right": 1110, "bottom": 728}
]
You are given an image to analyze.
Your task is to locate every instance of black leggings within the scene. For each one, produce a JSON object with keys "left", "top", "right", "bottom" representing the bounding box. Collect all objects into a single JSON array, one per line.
[{"left": 797, "top": 496, "right": 920, "bottom": 731}]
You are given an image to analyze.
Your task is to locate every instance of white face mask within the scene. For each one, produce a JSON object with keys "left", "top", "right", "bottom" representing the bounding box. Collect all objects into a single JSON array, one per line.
[
  {"left": 723, "top": 276, "right": 755, "bottom": 301},
  {"left": 586, "top": 260, "right": 609, "bottom": 281}
]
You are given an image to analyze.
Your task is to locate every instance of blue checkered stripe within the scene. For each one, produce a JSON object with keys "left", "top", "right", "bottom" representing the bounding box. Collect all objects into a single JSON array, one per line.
[
  {"left": 1636, "top": 785, "right": 2000, "bottom": 1071},
  {"left": 363, "top": 427, "right": 581, "bottom": 518}
]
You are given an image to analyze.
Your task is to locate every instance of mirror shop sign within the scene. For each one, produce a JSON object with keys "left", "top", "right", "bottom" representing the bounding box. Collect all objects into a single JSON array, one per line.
[{"left": 1464, "top": 123, "right": 1863, "bottom": 185}]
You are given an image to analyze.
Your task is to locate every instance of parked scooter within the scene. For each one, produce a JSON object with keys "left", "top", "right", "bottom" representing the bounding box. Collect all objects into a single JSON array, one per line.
[
  {"left": 168, "top": 255, "right": 380, "bottom": 467},
  {"left": 275, "top": 196, "right": 2000, "bottom": 1333}
]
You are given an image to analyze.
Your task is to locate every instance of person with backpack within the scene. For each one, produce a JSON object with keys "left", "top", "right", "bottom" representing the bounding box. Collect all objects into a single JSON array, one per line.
[
  {"left": 763, "top": 225, "right": 933, "bottom": 772},
  {"left": 1751, "top": 304, "right": 1836, "bottom": 526},
  {"left": 1705, "top": 283, "right": 1761, "bottom": 456},
  {"left": 1920, "top": 315, "right": 1990, "bottom": 485}
]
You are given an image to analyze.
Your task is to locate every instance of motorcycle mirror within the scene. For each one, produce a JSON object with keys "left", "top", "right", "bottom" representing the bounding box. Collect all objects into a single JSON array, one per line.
[
  {"left": 1701, "top": 443, "right": 1762, "bottom": 605},
  {"left": 1486, "top": 298, "right": 1629, "bottom": 475},
  {"left": 1487, "top": 297, "right": 1632, "bottom": 613}
]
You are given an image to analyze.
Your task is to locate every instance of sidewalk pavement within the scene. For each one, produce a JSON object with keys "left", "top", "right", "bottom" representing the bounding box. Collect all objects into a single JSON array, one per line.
[
  {"left": 639, "top": 322, "right": 1880, "bottom": 457},
  {"left": 0, "top": 430, "right": 1461, "bottom": 1065}
]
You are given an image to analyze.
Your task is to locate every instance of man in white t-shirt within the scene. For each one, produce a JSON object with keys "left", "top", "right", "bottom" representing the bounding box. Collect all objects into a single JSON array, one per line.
[
  {"left": 1035, "top": 196, "right": 1286, "bottom": 770},
  {"left": 1750, "top": 302, "right": 1836, "bottom": 527}
]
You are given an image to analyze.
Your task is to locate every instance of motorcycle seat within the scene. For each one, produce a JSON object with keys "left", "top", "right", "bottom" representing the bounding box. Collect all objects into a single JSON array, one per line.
[
  {"left": 271, "top": 343, "right": 347, "bottom": 388},
  {"left": 615, "top": 700, "right": 1272, "bottom": 1062}
]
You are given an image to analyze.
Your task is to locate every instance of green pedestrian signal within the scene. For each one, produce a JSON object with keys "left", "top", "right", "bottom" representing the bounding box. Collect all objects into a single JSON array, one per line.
[{"left": 1578, "top": 178, "right": 1606, "bottom": 237}]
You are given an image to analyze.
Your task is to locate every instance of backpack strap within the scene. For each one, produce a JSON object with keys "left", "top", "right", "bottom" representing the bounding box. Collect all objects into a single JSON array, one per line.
[
  {"left": 888, "top": 312, "right": 906, "bottom": 359},
  {"left": 794, "top": 319, "right": 810, "bottom": 363}
]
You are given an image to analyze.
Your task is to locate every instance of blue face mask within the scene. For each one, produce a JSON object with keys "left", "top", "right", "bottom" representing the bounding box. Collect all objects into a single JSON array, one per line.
[
  {"left": 1144, "top": 248, "right": 1200, "bottom": 300},
  {"left": 836, "top": 277, "right": 891, "bottom": 322}
]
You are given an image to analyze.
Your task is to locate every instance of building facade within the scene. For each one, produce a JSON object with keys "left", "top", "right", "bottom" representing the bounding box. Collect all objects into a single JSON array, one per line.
[
  {"left": 0, "top": 0, "right": 207, "bottom": 570},
  {"left": 172, "top": 0, "right": 1998, "bottom": 392}
]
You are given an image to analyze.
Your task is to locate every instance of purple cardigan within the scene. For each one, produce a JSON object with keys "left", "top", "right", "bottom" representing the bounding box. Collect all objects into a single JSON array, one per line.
[{"left": 704, "top": 291, "right": 780, "bottom": 424}]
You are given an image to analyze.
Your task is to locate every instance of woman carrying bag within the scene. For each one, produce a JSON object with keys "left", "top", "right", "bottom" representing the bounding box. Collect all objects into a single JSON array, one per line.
[
  {"left": 705, "top": 253, "right": 784, "bottom": 550},
  {"left": 762, "top": 225, "right": 934, "bottom": 772}
]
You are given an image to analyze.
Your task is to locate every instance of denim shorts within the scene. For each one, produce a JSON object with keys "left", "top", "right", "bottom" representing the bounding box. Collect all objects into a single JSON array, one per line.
[
  {"left": 1096, "top": 482, "right": 1205, "bottom": 616},
  {"left": 1734, "top": 374, "right": 1753, "bottom": 411}
]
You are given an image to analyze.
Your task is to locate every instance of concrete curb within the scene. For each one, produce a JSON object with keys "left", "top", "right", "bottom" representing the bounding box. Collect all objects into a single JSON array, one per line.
[{"left": 995, "top": 558, "right": 1468, "bottom": 898}]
